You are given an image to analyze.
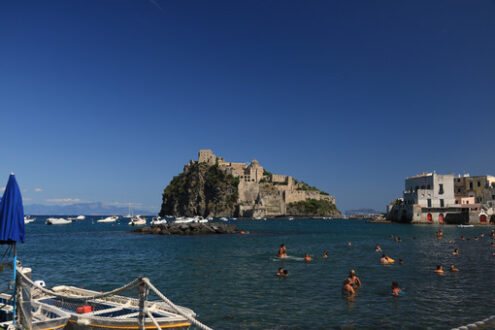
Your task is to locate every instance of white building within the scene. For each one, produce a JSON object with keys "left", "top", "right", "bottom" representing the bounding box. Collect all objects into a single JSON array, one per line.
[{"left": 403, "top": 173, "right": 455, "bottom": 209}]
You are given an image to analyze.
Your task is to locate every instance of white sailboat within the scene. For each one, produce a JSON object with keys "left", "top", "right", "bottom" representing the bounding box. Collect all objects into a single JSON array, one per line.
[{"left": 128, "top": 215, "right": 146, "bottom": 226}]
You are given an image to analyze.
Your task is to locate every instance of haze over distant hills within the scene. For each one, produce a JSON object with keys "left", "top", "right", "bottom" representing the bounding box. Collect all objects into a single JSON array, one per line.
[{"left": 24, "top": 202, "right": 157, "bottom": 216}]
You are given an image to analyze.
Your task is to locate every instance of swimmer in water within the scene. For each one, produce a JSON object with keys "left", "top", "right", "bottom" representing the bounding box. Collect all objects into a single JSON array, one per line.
[
  {"left": 277, "top": 244, "right": 287, "bottom": 258},
  {"left": 395, "top": 237, "right": 401, "bottom": 242},
  {"left": 480, "top": 233, "right": 484, "bottom": 238},
  {"left": 449, "top": 264, "right": 459, "bottom": 272},
  {"left": 434, "top": 265, "right": 444, "bottom": 274},
  {"left": 380, "top": 254, "right": 393, "bottom": 264},
  {"left": 276, "top": 267, "right": 284, "bottom": 276},
  {"left": 348, "top": 242, "right": 352, "bottom": 247},
  {"left": 391, "top": 281, "right": 402, "bottom": 296},
  {"left": 375, "top": 244, "right": 382, "bottom": 252},
  {"left": 452, "top": 248, "right": 459, "bottom": 255},
  {"left": 399, "top": 259, "right": 404, "bottom": 265},
  {"left": 323, "top": 251, "right": 328, "bottom": 258},
  {"left": 341, "top": 278, "right": 355, "bottom": 297},
  {"left": 461, "top": 236, "right": 465, "bottom": 241},
  {"left": 474, "top": 237, "right": 478, "bottom": 241},
  {"left": 304, "top": 253, "right": 312, "bottom": 262},
  {"left": 347, "top": 270, "right": 361, "bottom": 288}
]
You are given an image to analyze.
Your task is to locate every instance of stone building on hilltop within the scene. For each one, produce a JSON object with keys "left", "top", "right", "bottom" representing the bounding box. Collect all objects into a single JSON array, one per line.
[{"left": 197, "top": 149, "right": 336, "bottom": 217}]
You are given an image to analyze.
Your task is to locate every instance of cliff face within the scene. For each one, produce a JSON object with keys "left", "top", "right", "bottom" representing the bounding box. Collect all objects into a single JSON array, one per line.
[
  {"left": 160, "top": 163, "right": 239, "bottom": 217},
  {"left": 160, "top": 160, "right": 341, "bottom": 218}
]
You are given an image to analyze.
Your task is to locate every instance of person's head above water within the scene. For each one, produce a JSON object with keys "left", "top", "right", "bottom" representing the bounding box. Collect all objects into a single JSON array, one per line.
[
  {"left": 436, "top": 265, "right": 443, "bottom": 270},
  {"left": 391, "top": 281, "right": 399, "bottom": 288},
  {"left": 349, "top": 270, "right": 356, "bottom": 277}
]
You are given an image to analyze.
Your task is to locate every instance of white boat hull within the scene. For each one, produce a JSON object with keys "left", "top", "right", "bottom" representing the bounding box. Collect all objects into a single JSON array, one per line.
[{"left": 46, "top": 218, "right": 72, "bottom": 225}]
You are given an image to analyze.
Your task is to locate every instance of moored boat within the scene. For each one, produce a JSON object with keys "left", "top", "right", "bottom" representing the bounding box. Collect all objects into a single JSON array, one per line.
[
  {"left": 97, "top": 216, "right": 119, "bottom": 223},
  {"left": 0, "top": 293, "right": 71, "bottom": 330},
  {"left": 15, "top": 268, "right": 211, "bottom": 330},
  {"left": 150, "top": 216, "right": 167, "bottom": 225},
  {"left": 45, "top": 217, "right": 72, "bottom": 225},
  {"left": 128, "top": 215, "right": 146, "bottom": 226},
  {"left": 458, "top": 224, "right": 474, "bottom": 228},
  {"left": 24, "top": 215, "right": 36, "bottom": 224}
]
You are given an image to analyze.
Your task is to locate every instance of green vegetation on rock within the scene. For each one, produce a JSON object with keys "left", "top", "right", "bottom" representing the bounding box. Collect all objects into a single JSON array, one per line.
[
  {"left": 160, "top": 162, "right": 239, "bottom": 217},
  {"left": 287, "top": 198, "right": 341, "bottom": 217}
]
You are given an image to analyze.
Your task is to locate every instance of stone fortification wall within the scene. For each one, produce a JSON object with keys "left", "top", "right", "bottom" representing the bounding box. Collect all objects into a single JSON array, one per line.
[
  {"left": 284, "top": 190, "right": 333, "bottom": 204},
  {"left": 238, "top": 181, "right": 259, "bottom": 203},
  {"left": 272, "top": 174, "right": 288, "bottom": 183},
  {"left": 194, "top": 149, "right": 338, "bottom": 217},
  {"left": 254, "top": 184, "right": 286, "bottom": 217}
]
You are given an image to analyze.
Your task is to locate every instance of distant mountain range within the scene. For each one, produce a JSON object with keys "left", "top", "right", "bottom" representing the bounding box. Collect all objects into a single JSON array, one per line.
[
  {"left": 345, "top": 208, "right": 383, "bottom": 216},
  {"left": 24, "top": 202, "right": 157, "bottom": 216}
]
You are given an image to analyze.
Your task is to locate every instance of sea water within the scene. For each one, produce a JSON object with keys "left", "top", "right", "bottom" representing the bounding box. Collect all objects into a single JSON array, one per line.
[{"left": 4, "top": 217, "right": 495, "bottom": 329}]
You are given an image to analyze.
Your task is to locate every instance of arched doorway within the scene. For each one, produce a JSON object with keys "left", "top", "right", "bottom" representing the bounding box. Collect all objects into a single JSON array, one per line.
[
  {"left": 438, "top": 213, "right": 444, "bottom": 224},
  {"left": 480, "top": 214, "right": 487, "bottom": 223},
  {"left": 427, "top": 213, "right": 432, "bottom": 223}
]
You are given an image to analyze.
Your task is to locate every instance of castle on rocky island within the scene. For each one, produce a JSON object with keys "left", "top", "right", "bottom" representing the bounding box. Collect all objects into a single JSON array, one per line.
[
  {"left": 160, "top": 150, "right": 339, "bottom": 218},
  {"left": 195, "top": 149, "right": 337, "bottom": 217}
]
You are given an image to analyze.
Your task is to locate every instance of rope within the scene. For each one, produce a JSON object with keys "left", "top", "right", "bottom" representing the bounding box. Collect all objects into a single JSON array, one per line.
[
  {"left": 16, "top": 268, "right": 213, "bottom": 330},
  {"left": 146, "top": 310, "right": 162, "bottom": 330},
  {"left": 142, "top": 277, "right": 213, "bottom": 330},
  {"left": 452, "top": 315, "right": 495, "bottom": 330},
  {"left": 16, "top": 270, "right": 142, "bottom": 301}
]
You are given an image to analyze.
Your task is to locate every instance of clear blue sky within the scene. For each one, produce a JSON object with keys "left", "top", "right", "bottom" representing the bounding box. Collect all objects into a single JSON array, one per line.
[{"left": 1, "top": 0, "right": 494, "bottom": 213}]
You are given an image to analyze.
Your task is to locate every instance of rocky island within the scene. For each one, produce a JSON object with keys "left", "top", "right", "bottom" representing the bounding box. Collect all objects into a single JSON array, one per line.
[
  {"left": 159, "top": 150, "right": 341, "bottom": 218},
  {"left": 133, "top": 222, "right": 241, "bottom": 235}
]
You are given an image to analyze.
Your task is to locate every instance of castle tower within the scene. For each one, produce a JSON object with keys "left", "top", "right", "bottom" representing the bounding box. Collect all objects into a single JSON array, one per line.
[
  {"left": 198, "top": 149, "right": 216, "bottom": 165},
  {"left": 249, "top": 159, "right": 264, "bottom": 183}
]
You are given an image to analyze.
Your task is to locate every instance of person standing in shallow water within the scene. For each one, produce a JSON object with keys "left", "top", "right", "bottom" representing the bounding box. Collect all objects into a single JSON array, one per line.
[
  {"left": 277, "top": 244, "right": 287, "bottom": 258},
  {"left": 342, "top": 278, "right": 355, "bottom": 297},
  {"left": 347, "top": 270, "right": 361, "bottom": 288}
]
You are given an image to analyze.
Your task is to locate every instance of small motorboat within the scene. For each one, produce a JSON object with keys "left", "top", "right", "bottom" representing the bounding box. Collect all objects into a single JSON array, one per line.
[
  {"left": 15, "top": 267, "right": 210, "bottom": 330},
  {"left": 458, "top": 224, "right": 474, "bottom": 228},
  {"left": 34, "top": 286, "right": 196, "bottom": 330},
  {"left": 76, "top": 215, "right": 85, "bottom": 220},
  {"left": 24, "top": 215, "right": 36, "bottom": 224},
  {"left": 150, "top": 216, "right": 167, "bottom": 226},
  {"left": 97, "top": 216, "right": 119, "bottom": 223},
  {"left": 174, "top": 217, "right": 194, "bottom": 224},
  {"left": 45, "top": 218, "right": 72, "bottom": 225},
  {"left": 128, "top": 215, "right": 146, "bottom": 226}
]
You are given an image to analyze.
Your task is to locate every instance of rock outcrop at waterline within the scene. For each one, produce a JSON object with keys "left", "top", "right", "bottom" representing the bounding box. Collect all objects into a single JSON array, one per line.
[
  {"left": 160, "top": 162, "right": 239, "bottom": 218},
  {"left": 133, "top": 223, "right": 241, "bottom": 235},
  {"left": 159, "top": 150, "right": 341, "bottom": 218}
]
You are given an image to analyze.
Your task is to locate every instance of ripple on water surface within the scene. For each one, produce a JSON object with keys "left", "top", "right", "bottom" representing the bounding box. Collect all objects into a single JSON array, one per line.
[{"left": 4, "top": 217, "right": 495, "bottom": 329}]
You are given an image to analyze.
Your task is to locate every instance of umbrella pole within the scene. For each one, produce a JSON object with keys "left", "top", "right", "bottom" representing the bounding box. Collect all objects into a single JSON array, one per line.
[{"left": 12, "top": 244, "right": 17, "bottom": 325}]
